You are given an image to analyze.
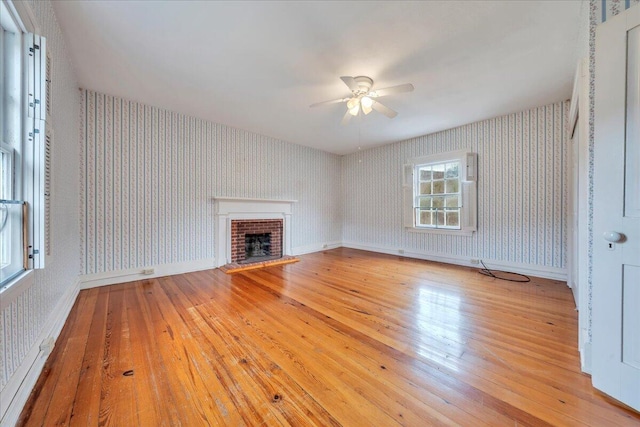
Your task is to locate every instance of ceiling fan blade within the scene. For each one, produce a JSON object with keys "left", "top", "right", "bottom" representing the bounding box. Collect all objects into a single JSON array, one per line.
[
  {"left": 372, "top": 100, "right": 398, "bottom": 118},
  {"left": 340, "top": 109, "right": 352, "bottom": 125},
  {"left": 340, "top": 76, "right": 359, "bottom": 92},
  {"left": 370, "top": 83, "right": 414, "bottom": 98},
  {"left": 309, "top": 98, "right": 349, "bottom": 108}
]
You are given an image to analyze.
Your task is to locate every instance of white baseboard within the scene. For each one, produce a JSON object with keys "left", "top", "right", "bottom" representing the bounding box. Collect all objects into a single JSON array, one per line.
[
  {"left": 79, "top": 257, "right": 217, "bottom": 289},
  {"left": 341, "top": 241, "right": 567, "bottom": 281},
  {"left": 0, "top": 278, "right": 80, "bottom": 426},
  {"left": 292, "top": 241, "right": 342, "bottom": 256}
]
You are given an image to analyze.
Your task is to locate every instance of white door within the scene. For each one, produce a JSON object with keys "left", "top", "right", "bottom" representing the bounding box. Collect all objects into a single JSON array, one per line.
[{"left": 593, "top": 5, "right": 640, "bottom": 411}]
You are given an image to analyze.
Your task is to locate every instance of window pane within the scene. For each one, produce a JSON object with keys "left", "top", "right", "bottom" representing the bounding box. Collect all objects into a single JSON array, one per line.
[
  {"left": 0, "top": 149, "right": 10, "bottom": 199},
  {"left": 419, "top": 168, "right": 431, "bottom": 181},
  {"left": 445, "top": 162, "right": 459, "bottom": 178},
  {"left": 419, "top": 197, "right": 431, "bottom": 208},
  {"left": 445, "top": 179, "right": 458, "bottom": 193},
  {"left": 432, "top": 196, "right": 444, "bottom": 208},
  {"left": 446, "top": 211, "right": 460, "bottom": 227},
  {"left": 445, "top": 195, "right": 458, "bottom": 207},
  {"left": 419, "top": 210, "right": 432, "bottom": 225},
  {"left": 420, "top": 182, "right": 431, "bottom": 195},
  {"left": 432, "top": 180, "right": 444, "bottom": 194},
  {"left": 432, "top": 164, "right": 445, "bottom": 179},
  {"left": 436, "top": 211, "right": 445, "bottom": 226}
]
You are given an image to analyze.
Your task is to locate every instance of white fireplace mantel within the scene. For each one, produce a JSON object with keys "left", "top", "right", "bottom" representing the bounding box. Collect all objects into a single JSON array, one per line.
[{"left": 213, "top": 197, "right": 296, "bottom": 267}]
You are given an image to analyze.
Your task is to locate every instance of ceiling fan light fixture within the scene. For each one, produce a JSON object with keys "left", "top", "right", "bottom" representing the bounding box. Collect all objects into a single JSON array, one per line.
[
  {"left": 310, "top": 75, "right": 413, "bottom": 123},
  {"left": 361, "top": 96, "right": 373, "bottom": 115}
]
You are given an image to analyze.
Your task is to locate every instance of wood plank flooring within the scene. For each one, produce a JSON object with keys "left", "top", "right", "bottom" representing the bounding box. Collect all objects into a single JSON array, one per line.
[{"left": 18, "top": 248, "right": 640, "bottom": 426}]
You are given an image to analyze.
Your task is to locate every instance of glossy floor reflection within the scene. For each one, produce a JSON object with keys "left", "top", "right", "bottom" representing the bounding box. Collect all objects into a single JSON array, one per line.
[{"left": 19, "top": 248, "right": 640, "bottom": 426}]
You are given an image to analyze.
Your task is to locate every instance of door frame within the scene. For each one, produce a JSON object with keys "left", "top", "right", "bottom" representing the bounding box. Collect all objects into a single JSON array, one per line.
[{"left": 568, "top": 56, "right": 591, "bottom": 373}]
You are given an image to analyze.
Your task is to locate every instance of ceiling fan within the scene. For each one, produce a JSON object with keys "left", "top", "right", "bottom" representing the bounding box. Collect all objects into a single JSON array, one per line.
[{"left": 310, "top": 76, "right": 414, "bottom": 125}]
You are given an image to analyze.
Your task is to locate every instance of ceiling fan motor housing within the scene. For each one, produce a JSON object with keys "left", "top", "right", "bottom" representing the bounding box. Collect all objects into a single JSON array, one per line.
[{"left": 353, "top": 76, "right": 373, "bottom": 95}]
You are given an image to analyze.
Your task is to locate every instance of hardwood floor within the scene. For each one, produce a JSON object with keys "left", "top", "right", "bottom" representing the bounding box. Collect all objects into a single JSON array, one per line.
[{"left": 18, "top": 248, "right": 640, "bottom": 426}]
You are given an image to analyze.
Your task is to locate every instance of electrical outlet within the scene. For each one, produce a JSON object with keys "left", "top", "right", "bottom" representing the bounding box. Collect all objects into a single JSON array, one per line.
[
  {"left": 470, "top": 258, "right": 480, "bottom": 265},
  {"left": 142, "top": 268, "right": 155, "bottom": 275},
  {"left": 398, "top": 249, "right": 405, "bottom": 254},
  {"left": 40, "top": 337, "right": 55, "bottom": 354}
]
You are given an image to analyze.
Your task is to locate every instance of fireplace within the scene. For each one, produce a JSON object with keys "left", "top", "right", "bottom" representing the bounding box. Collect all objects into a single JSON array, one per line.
[
  {"left": 230, "top": 219, "right": 283, "bottom": 264},
  {"left": 213, "top": 198, "right": 295, "bottom": 267}
]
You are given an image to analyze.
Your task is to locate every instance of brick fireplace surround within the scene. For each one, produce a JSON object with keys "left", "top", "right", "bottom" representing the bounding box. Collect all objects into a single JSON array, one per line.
[
  {"left": 213, "top": 198, "right": 295, "bottom": 267},
  {"left": 230, "top": 219, "right": 283, "bottom": 263}
]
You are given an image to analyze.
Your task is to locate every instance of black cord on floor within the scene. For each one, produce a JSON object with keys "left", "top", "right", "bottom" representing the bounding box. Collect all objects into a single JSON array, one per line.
[{"left": 478, "top": 260, "right": 531, "bottom": 283}]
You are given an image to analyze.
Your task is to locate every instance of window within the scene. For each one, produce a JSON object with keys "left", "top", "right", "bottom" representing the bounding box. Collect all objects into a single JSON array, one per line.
[
  {"left": 1, "top": 1, "right": 47, "bottom": 287},
  {"left": 416, "top": 161, "right": 461, "bottom": 228},
  {"left": 403, "top": 150, "right": 477, "bottom": 235}
]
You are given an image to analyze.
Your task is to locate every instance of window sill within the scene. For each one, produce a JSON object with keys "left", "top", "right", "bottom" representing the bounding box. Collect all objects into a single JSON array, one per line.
[
  {"left": 405, "top": 226, "right": 475, "bottom": 237},
  {"left": 0, "top": 270, "right": 34, "bottom": 310}
]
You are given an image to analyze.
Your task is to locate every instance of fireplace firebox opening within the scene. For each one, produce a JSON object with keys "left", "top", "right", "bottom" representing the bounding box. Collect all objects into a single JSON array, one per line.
[
  {"left": 244, "top": 233, "right": 271, "bottom": 262},
  {"left": 230, "top": 219, "right": 283, "bottom": 264}
]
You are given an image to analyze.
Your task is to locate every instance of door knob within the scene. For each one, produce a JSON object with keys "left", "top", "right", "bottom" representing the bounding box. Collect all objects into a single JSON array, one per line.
[{"left": 603, "top": 231, "right": 624, "bottom": 243}]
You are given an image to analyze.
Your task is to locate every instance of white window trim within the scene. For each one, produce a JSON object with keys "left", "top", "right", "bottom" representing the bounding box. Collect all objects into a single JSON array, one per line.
[
  {"left": 7, "top": 0, "right": 39, "bottom": 34},
  {"left": 403, "top": 149, "right": 477, "bottom": 236}
]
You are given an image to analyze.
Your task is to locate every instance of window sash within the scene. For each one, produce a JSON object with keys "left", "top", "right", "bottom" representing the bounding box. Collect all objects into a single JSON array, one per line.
[
  {"left": 1, "top": 14, "right": 27, "bottom": 285},
  {"left": 1, "top": 5, "right": 48, "bottom": 286},
  {"left": 414, "top": 160, "right": 462, "bottom": 230}
]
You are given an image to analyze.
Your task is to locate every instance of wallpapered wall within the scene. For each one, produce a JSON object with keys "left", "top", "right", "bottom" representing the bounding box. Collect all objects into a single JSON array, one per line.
[
  {"left": 595, "top": 0, "right": 640, "bottom": 22},
  {"left": 342, "top": 101, "right": 569, "bottom": 275},
  {"left": 80, "top": 90, "right": 342, "bottom": 276},
  {"left": 0, "top": 0, "right": 80, "bottom": 393}
]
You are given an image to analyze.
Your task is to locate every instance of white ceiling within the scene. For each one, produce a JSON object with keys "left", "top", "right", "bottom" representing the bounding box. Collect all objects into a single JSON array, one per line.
[{"left": 51, "top": 1, "right": 587, "bottom": 155}]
